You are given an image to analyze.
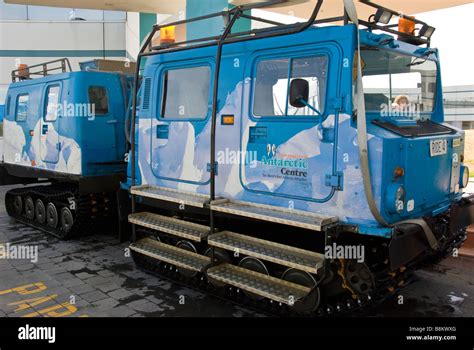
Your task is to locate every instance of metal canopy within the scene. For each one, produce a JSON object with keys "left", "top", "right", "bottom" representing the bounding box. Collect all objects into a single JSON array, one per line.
[{"left": 5, "top": 0, "right": 473, "bottom": 17}]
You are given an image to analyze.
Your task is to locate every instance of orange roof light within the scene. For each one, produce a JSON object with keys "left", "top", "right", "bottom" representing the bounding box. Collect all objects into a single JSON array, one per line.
[
  {"left": 398, "top": 16, "right": 416, "bottom": 36},
  {"left": 160, "top": 26, "right": 176, "bottom": 44}
]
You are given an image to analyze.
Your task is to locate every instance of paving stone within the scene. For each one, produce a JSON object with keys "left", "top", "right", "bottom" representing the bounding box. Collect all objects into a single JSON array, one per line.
[
  {"left": 105, "top": 305, "right": 136, "bottom": 317},
  {"left": 91, "top": 297, "right": 120, "bottom": 310},
  {"left": 68, "top": 283, "right": 96, "bottom": 296},
  {"left": 15, "top": 263, "right": 38, "bottom": 271},
  {"left": 53, "top": 272, "right": 76, "bottom": 281},
  {"left": 126, "top": 300, "right": 163, "bottom": 313},
  {"left": 95, "top": 282, "right": 120, "bottom": 293},
  {"left": 62, "top": 278, "right": 86, "bottom": 288},
  {"left": 84, "top": 276, "right": 108, "bottom": 286},
  {"left": 60, "top": 260, "right": 86, "bottom": 271},
  {"left": 108, "top": 289, "right": 135, "bottom": 301},
  {"left": 97, "top": 269, "right": 115, "bottom": 278},
  {"left": 80, "top": 290, "right": 108, "bottom": 303}
]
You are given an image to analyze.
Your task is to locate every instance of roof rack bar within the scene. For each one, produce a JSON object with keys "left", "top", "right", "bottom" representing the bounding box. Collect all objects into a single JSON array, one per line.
[
  {"left": 359, "top": 19, "right": 429, "bottom": 45},
  {"left": 239, "top": 13, "right": 284, "bottom": 27},
  {"left": 359, "top": 0, "right": 428, "bottom": 26},
  {"left": 151, "top": 0, "right": 294, "bottom": 33},
  {"left": 11, "top": 58, "right": 72, "bottom": 82}
]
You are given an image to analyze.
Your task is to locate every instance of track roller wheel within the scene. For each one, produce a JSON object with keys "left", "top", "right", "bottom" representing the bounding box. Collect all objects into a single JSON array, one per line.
[
  {"left": 60, "top": 207, "right": 74, "bottom": 235},
  {"left": 35, "top": 199, "right": 46, "bottom": 224},
  {"left": 238, "top": 257, "right": 269, "bottom": 301},
  {"left": 281, "top": 268, "right": 320, "bottom": 314},
  {"left": 175, "top": 241, "right": 198, "bottom": 278},
  {"left": 46, "top": 203, "right": 59, "bottom": 229},
  {"left": 24, "top": 197, "right": 35, "bottom": 220},
  {"left": 12, "top": 196, "right": 23, "bottom": 216}
]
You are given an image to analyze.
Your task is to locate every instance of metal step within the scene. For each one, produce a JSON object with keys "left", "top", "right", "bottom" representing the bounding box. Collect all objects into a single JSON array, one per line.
[
  {"left": 211, "top": 199, "right": 338, "bottom": 231},
  {"left": 130, "top": 238, "right": 210, "bottom": 272},
  {"left": 207, "top": 263, "right": 311, "bottom": 305},
  {"left": 131, "top": 185, "right": 211, "bottom": 208},
  {"left": 129, "top": 212, "right": 210, "bottom": 242},
  {"left": 208, "top": 231, "right": 324, "bottom": 274}
]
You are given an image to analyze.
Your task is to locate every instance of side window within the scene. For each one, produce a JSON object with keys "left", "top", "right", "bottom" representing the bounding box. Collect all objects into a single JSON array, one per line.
[
  {"left": 253, "top": 55, "right": 328, "bottom": 118},
  {"left": 88, "top": 86, "right": 109, "bottom": 115},
  {"left": 161, "top": 65, "right": 211, "bottom": 119},
  {"left": 16, "top": 94, "right": 29, "bottom": 122},
  {"left": 44, "top": 85, "right": 61, "bottom": 122}
]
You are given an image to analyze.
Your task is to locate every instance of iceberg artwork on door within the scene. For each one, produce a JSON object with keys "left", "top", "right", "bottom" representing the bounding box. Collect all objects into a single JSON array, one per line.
[{"left": 150, "top": 62, "right": 214, "bottom": 186}]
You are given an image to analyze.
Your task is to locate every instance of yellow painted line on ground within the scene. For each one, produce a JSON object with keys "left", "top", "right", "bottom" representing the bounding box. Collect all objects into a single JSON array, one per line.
[
  {"left": 8, "top": 294, "right": 58, "bottom": 312},
  {"left": 1, "top": 281, "right": 80, "bottom": 317},
  {"left": 22, "top": 302, "right": 78, "bottom": 318},
  {"left": 0, "top": 282, "right": 47, "bottom": 296}
]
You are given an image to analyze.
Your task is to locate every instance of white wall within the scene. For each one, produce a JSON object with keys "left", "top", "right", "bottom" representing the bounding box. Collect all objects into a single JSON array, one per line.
[
  {"left": 0, "top": 20, "right": 126, "bottom": 102},
  {"left": 125, "top": 12, "right": 140, "bottom": 60}
]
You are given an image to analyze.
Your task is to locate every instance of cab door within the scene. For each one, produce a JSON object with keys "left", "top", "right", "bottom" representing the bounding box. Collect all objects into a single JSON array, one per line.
[
  {"left": 240, "top": 45, "right": 341, "bottom": 202},
  {"left": 41, "top": 83, "right": 61, "bottom": 163},
  {"left": 150, "top": 59, "right": 214, "bottom": 185}
]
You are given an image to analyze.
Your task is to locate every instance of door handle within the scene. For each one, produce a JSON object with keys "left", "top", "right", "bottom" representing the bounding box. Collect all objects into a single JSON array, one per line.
[{"left": 107, "top": 119, "right": 118, "bottom": 124}]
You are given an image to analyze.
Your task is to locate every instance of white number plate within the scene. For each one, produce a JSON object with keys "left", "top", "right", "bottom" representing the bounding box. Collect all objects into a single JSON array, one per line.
[{"left": 430, "top": 139, "right": 447, "bottom": 157}]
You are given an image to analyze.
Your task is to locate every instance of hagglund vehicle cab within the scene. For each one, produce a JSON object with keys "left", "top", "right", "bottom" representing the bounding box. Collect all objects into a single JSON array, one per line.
[
  {"left": 1, "top": 58, "right": 132, "bottom": 238},
  {"left": 123, "top": 0, "right": 474, "bottom": 315}
]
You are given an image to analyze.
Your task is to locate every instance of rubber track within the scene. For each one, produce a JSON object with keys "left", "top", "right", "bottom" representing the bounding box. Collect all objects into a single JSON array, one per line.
[{"left": 5, "top": 184, "right": 116, "bottom": 240}]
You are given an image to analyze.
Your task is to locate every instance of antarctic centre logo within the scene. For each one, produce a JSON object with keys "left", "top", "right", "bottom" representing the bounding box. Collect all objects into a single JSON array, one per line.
[
  {"left": 216, "top": 144, "right": 309, "bottom": 178},
  {"left": 260, "top": 143, "right": 309, "bottom": 178}
]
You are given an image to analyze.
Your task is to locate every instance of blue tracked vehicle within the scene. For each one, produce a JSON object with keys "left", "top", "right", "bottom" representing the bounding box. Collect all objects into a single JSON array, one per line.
[
  {"left": 122, "top": 0, "right": 474, "bottom": 315},
  {"left": 1, "top": 58, "right": 132, "bottom": 239}
]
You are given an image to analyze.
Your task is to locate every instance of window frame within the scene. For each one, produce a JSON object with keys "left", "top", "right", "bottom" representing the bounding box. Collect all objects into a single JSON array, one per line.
[
  {"left": 157, "top": 61, "right": 213, "bottom": 122},
  {"left": 43, "top": 84, "right": 62, "bottom": 122},
  {"left": 250, "top": 52, "right": 330, "bottom": 121},
  {"left": 88, "top": 86, "right": 110, "bottom": 116},
  {"left": 15, "top": 93, "right": 29, "bottom": 122}
]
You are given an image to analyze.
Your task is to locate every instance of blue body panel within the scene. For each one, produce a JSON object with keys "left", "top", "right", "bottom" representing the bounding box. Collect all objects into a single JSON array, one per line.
[
  {"left": 128, "top": 24, "right": 465, "bottom": 238},
  {"left": 3, "top": 71, "right": 128, "bottom": 177}
]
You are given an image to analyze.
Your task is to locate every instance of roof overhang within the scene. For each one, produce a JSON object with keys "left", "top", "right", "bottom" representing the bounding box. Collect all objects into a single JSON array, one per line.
[{"left": 4, "top": 0, "right": 473, "bottom": 18}]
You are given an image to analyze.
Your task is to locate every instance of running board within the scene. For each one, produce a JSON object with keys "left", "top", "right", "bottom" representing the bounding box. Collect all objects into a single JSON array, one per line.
[
  {"left": 131, "top": 185, "right": 211, "bottom": 208},
  {"left": 211, "top": 199, "right": 337, "bottom": 231},
  {"left": 207, "top": 263, "right": 311, "bottom": 305},
  {"left": 130, "top": 238, "right": 210, "bottom": 272},
  {"left": 208, "top": 231, "right": 324, "bottom": 274},
  {"left": 129, "top": 212, "right": 210, "bottom": 242}
]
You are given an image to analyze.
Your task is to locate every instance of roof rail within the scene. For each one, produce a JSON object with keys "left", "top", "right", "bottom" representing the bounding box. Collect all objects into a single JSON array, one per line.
[
  {"left": 11, "top": 58, "right": 73, "bottom": 83},
  {"left": 138, "top": 0, "right": 433, "bottom": 58}
]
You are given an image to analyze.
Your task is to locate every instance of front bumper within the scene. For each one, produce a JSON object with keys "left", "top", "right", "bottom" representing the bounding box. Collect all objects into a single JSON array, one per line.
[
  {"left": 449, "top": 194, "right": 474, "bottom": 233},
  {"left": 388, "top": 195, "right": 473, "bottom": 270}
]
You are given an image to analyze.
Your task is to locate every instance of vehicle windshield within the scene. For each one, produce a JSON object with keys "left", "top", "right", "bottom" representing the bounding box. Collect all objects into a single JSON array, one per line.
[{"left": 356, "top": 47, "right": 438, "bottom": 120}]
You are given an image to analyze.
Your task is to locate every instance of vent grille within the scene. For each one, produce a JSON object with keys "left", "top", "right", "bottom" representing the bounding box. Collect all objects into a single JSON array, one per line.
[{"left": 142, "top": 77, "right": 151, "bottom": 110}]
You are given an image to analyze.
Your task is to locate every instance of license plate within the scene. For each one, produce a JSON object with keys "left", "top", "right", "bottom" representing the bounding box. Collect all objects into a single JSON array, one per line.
[{"left": 430, "top": 139, "right": 447, "bottom": 157}]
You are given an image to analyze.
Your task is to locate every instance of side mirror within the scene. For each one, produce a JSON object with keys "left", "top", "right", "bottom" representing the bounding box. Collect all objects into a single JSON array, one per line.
[{"left": 289, "top": 79, "right": 309, "bottom": 108}]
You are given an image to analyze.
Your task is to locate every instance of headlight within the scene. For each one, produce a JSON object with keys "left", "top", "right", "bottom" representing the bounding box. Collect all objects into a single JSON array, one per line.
[
  {"left": 460, "top": 166, "right": 469, "bottom": 189},
  {"left": 385, "top": 184, "right": 405, "bottom": 214}
]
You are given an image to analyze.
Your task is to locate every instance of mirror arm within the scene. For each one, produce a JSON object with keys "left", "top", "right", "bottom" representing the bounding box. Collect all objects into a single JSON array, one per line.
[{"left": 298, "top": 98, "right": 322, "bottom": 116}]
